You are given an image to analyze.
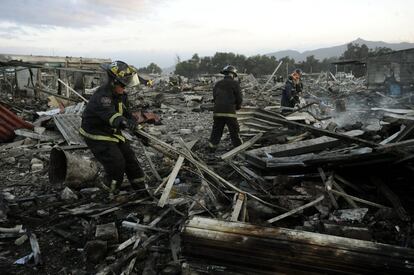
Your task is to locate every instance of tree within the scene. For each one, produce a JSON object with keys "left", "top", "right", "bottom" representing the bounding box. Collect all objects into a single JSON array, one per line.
[
  {"left": 138, "top": 62, "right": 162, "bottom": 74},
  {"left": 300, "top": 55, "right": 319, "bottom": 74},
  {"left": 341, "top": 43, "right": 369, "bottom": 60},
  {"left": 369, "top": 47, "right": 393, "bottom": 57}
]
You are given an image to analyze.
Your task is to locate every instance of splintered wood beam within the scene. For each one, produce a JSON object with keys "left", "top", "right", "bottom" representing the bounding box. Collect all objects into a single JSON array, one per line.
[
  {"left": 267, "top": 195, "right": 324, "bottom": 224},
  {"left": 182, "top": 216, "right": 414, "bottom": 274},
  {"left": 221, "top": 133, "right": 263, "bottom": 160}
]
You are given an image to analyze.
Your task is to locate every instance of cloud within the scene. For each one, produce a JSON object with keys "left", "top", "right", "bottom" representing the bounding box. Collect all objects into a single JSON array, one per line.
[{"left": 0, "top": 0, "right": 151, "bottom": 28}]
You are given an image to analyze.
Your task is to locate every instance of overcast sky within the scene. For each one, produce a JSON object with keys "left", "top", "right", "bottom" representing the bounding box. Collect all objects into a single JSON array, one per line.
[{"left": 0, "top": 0, "right": 413, "bottom": 67}]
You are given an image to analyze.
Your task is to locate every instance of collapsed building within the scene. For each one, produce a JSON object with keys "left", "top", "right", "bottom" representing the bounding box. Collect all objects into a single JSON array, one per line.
[{"left": 0, "top": 52, "right": 414, "bottom": 274}]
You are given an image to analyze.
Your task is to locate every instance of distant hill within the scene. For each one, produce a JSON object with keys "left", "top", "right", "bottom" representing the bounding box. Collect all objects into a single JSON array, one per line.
[{"left": 266, "top": 38, "right": 414, "bottom": 61}]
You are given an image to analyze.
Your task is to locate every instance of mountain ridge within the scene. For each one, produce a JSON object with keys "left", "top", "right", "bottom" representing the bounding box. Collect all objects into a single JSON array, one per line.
[{"left": 266, "top": 38, "right": 414, "bottom": 61}]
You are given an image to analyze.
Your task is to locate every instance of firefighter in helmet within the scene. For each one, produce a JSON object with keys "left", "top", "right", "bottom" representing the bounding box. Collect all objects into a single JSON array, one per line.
[
  {"left": 208, "top": 65, "right": 243, "bottom": 151},
  {"left": 80, "top": 60, "right": 147, "bottom": 195}
]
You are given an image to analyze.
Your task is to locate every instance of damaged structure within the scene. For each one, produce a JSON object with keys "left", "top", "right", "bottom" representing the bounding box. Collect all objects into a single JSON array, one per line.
[{"left": 1, "top": 52, "right": 414, "bottom": 274}]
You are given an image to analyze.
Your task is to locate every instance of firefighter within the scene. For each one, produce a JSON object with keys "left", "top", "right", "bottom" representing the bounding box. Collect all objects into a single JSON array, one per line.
[
  {"left": 281, "top": 69, "right": 303, "bottom": 110},
  {"left": 208, "top": 65, "right": 243, "bottom": 151},
  {"left": 80, "top": 60, "right": 147, "bottom": 195}
]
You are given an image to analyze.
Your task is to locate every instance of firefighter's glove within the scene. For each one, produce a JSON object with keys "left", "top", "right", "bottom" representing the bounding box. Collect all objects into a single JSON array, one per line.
[
  {"left": 120, "top": 118, "right": 138, "bottom": 132},
  {"left": 127, "top": 119, "right": 138, "bottom": 132},
  {"left": 119, "top": 119, "right": 129, "bottom": 130}
]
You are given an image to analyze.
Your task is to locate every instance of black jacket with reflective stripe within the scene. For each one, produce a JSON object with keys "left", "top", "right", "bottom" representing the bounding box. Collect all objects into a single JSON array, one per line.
[
  {"left": 213, "top": 76, "right": 242, "bottom": 116},
  {"left": 80, "top": 83, "right": 133, "bottom": 141}
]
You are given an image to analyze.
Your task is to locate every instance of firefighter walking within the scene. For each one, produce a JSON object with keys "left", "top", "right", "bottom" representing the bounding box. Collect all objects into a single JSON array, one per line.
[{"left": 208, "top": 65, "right": 243, "bottom": 151}]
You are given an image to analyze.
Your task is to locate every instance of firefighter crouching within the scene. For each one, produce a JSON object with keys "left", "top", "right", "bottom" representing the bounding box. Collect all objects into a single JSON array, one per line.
[
  {"left": 80, "top": 60, "right": 147, "bottom": 195},
  {"left": 208, "top": 65, "right": 243, "bottom": 151}
]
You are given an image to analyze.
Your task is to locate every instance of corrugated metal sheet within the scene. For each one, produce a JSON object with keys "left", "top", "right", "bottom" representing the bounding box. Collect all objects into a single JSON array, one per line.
[
  {"left": 0, "top": 104, "right": 33, "bottom": 142},
  {"left": 53, "top": 114, "right": 85, "bottom": 146}
]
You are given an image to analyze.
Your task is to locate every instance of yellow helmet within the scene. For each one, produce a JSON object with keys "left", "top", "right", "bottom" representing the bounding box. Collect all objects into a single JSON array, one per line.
[{"left": 102, "top": 60, "right": 140, "bottom": 87}]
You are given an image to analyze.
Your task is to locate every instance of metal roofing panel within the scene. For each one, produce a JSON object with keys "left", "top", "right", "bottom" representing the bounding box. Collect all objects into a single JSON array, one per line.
[
  {"left": 0, "top": 104, "right": 33, "bottom": 142},
  {"left": 53, "top": 114, "right": 85, "bottom": 146}
]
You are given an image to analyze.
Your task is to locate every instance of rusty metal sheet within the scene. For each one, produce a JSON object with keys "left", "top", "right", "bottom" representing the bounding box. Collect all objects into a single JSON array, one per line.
[{"left": 0, "top": 104, "right": 33, "bottom": 142}]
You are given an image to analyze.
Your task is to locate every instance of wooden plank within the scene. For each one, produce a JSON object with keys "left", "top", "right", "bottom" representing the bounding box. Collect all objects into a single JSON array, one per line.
[
  {"left": 248, "top": 130, "right": 363, "bottom": 158},
  {"left": 57, "top": 78, "right": 88, "bottom": 103},
  {"left": 267, "top": 195, "right": 324, "bottom": 224},
  {"left": 157, "top": 140, "right": 197, "bottom": 208},
  {"left": 329, "top": 189, "right": 389, "bottom": 209},
  {"left": 220, "top": 133, "right": 263, "bottom": 160},
  {"left": 230, "top": 193, "right": 245, "bottom": 222},
  {"left": 115, "top": 235, "right": 140, "bottom": 252},
  {"left": 251, "top": 109, "right": 379, "bottom": 148},
  {"left": 157, "top": 156, "right": 184, "bottom": 207}
]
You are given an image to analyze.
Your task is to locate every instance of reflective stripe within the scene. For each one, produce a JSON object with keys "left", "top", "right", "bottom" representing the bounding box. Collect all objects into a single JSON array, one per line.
[
  {"left": 113, "top": 134, "right": 126, "bottom": 142},
  {"left": 109, "top": 113, "right": 122, "bottom": 126},
  {"left": 213, "top": 113, "right": 238, "bottom": 118},
  {"left": 79, "top": 127, "right": 125, "bottom": 142},
  {"left": 118, "top": 102, "right": 123, "bottom": 115}
]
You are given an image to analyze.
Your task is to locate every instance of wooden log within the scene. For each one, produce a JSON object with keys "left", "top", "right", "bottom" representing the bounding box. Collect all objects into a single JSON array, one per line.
[{"left": 182, "top": 216, "right": 414, "bottom": 274}]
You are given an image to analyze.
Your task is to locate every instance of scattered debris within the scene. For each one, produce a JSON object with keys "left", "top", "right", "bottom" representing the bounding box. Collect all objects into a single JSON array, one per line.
[{"left": 1, "top": 60, "right": 414, "bottom": 274}]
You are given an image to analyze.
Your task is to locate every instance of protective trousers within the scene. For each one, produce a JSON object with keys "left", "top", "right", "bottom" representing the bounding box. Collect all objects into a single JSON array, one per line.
[
  {"left": 209, "top": 117, "right": 242, "bottom": 149},
  {"left": 84, "top": 139, "right": 145, "bottom": 184}
]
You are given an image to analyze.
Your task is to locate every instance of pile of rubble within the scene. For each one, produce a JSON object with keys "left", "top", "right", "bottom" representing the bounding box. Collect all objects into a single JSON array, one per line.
[{"left": 1, "top": 73, "right": 414, "bottom": 274}]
